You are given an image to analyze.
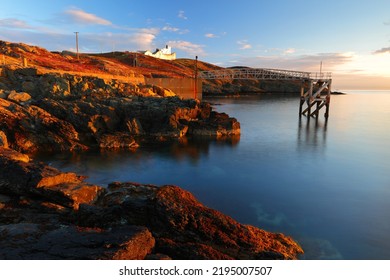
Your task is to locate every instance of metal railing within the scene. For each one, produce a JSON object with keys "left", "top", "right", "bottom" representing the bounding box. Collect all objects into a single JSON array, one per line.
[{"left": 199, "top": 68, "right": 331, "bottom": 81}]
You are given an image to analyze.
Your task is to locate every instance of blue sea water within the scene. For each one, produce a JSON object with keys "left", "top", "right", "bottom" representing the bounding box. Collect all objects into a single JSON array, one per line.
[{"left": 36, "top": 91, "right": 390, "bottom": 260}]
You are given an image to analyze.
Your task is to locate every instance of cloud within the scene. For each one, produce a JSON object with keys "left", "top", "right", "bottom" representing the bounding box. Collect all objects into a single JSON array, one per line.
[
  {"left": 385, "top": 20, "right": 390, "bottom": 25},
  {"left": 178, "top": 10, "right": 188, "bottom": 20},
  {"left": 284, "top": 48, "right": 296, "bottom": 54},
  {"left": 0, "top": 18, "right": 33, "bottom": 29},
  {"left": 99, "top": 30, "right": 157, "bottom": 51},
  {"left": 226, "top": 52, "right": 354, "bottom": 72},
  {"left": 162, "top": 25, "right": 189, "bottom": 34},
  {"left": 237, "top": 40, "right": 252, "bottom": 50},
  {"left": 373, "top": 47, "right": 390, "bottom": 54},
  {"left": 205, "top": 33, "right": 217, "bottom": 38},
  {"left": 0, "top": 26, "right": 157, "bottom": 53},
  {"left": 64, "top": 8, "right": 112, "bottom": 26},
  {"left": 166, "top": 40, "right": 205, "bottom": 57},
  {"left": 162, "top": 26, "right": 179, "bottom": 32},
  {"left": 131, "top": 32, "right": 156, "bottom": 50}
]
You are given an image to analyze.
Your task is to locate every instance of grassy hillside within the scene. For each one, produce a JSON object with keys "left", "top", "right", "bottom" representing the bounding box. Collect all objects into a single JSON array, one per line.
[{"left": 1, "top": 40, "right": 302, "bottom": 95}]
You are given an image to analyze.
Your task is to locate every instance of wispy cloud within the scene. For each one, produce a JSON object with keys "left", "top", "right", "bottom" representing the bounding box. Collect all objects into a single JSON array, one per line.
[
  {"left": 384, "top": 20, "right": 390, "bottom": 25},
  {"left": 0, "top": 18, "right": 33, "bottom": 29},
  {"left": 166, "top": 40, "right": 205, "bottom": 57},
  {"left": 77, "top": 32, "right": 157, "bottom": 52},
  {"left": 178, "top": 10, "right": 188, "bottom": 20},
  {"left": 64, "top": 8, "right": 112, "bottom": 26},
  {"left": 283, "top": 48, "right": 296, "bottom": 55},
  {"left": 162, "top": 26, "right": 179, "bottom": 32},
  {"left": 205, "top": 33, "right": 217, "bottom": 38},
  {"left": 131, "top": 33, "right": 157, "bottom": 50},
  {"left": 237, "top": 40, "right": 252, "bottom": 50},
  {"left": 162, "top": 25, "right": 189, "bottom": 34},
  {"left": 373, "top": 47, "right": 390, "bottom": 54},
  {"left": 226, "top": 52, "right": 353, "bottom": 71}
]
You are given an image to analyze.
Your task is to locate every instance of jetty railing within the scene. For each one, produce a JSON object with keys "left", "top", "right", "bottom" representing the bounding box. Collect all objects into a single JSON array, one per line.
[
  {"left": 199, "top": 68, "right": 331, "bottom": 81},
  {"left": 199, "top": 67, "right": 332, "bottom": 119}
]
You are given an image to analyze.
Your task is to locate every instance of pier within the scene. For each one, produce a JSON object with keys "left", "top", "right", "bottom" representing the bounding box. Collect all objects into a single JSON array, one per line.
[{"left": 199, "top": 68, "right": 332, "bottom": 118}]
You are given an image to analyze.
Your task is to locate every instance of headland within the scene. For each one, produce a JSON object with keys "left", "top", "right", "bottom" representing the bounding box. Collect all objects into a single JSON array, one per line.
[{"left": 0, "top": 40, "right": 303, "bottom": 260}]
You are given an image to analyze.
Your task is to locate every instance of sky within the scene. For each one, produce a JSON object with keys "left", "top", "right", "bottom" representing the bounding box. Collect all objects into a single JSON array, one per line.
[{"left": 1, "top": 0, "right": 390, "bottom": 90}]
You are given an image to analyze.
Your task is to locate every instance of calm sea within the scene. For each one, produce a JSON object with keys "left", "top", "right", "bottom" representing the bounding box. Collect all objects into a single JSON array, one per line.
[{"left": 35, "top": 91, "right": 390, "bottom": 260}]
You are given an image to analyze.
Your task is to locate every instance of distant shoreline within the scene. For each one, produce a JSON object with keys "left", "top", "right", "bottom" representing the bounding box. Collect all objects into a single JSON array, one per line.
[{"left": 331, "top": 91, "right": 347, "bottom": 95}]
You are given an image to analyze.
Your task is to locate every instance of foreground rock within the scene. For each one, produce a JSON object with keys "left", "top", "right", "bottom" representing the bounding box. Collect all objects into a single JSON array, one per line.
[
  {"left": 79, "top": 182, "right": 303, "bottom": 259},
  {"left": 0, "top": 223, "right": 155, "bottom": 260},
  {"left": 0, "top": 148, "right": 303, "bottom": 260},
  {"left": 0, "top": 147, "right": 103, "bottom": 209}
]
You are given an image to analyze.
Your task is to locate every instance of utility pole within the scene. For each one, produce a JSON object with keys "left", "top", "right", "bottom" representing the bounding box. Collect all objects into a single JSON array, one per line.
[
  {"left": 74, "top": 32, "right": 79, "bottom": 60},
  {"left": 194, "top": 56, "right": 198, "bottom": 99}
]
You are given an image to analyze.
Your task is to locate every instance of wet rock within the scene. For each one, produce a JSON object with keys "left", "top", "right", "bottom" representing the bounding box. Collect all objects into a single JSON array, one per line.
[
  {"left": 189, "top": 111, "right": 241, "bottom": 137},
  {"left": 126, "top": 118, "right": 144, "bottom": 135},
  {"left": 98, "top": 133, "right": 139, "bottom": 149},
  {"left": 0, "top": 223, "right": 154, "bottom": 260}
]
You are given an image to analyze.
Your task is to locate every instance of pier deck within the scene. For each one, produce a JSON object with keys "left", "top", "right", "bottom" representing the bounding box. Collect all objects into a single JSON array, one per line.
[{"left": 199, "top": 67, "right": 332, "bottom": 118}]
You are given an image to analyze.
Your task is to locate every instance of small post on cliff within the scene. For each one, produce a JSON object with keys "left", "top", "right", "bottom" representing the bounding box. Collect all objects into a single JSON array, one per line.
[{"left": 194, "top": 56, "right": 198, "bottom": 99}]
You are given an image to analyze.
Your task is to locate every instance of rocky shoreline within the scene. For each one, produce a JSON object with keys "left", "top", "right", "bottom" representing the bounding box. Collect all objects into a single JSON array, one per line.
[
  {"left": 0, "top": 147, "right": 303, "bottom": 260},
  {"left": 0, "top": 67, "right": 240, "bottom": 153},
  {"left": 0, "top": 63, "right": 303, "bottom": 260}
]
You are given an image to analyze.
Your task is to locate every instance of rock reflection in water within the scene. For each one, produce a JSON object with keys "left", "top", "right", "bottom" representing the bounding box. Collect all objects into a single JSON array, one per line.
[{"left": 34, "top": 135, "right": 240, "bottom": 186}]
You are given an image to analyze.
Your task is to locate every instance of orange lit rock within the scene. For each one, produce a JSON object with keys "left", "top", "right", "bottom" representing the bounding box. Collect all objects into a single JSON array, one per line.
[
  {"left": 79, "top": 182, "right": 303, "bottom": 260},
  {"left": 0, "top": 147, "right": 104, "bottom": 209}
]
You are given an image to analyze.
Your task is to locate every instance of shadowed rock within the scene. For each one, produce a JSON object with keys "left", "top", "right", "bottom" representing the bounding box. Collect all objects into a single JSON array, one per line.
[
  {"left": 0, "top": 223, "right": 154, "bottom": 260},
  {"left": 77, "top": 182, "right": 303, "bottom": 260}
]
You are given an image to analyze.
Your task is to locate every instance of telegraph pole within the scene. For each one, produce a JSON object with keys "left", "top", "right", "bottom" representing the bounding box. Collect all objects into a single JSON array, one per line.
[
  {"left": 194, "top": 56, "right": 198, "bottom": 99},
  {"left": 74, "top": 32, "right": 79, "bottom": 60}
]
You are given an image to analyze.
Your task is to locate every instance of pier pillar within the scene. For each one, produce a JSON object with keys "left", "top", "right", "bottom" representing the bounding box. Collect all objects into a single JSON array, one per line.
[
  {"left": 307, "top": 82, "right": 313, "bottom": 116},
  {"left": 324, "top": 80, "right": 332, "bottom": 119},
  {"left": 299, "top": 83, "right": 305, "bottom": 115}
]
